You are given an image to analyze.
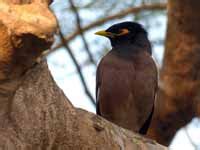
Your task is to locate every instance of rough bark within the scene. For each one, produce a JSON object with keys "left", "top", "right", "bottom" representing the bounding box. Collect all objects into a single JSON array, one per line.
[
  {"left": 147, "top": 0, "right": 200, "bottom": 145},
  {"left": 0, "top": 1, "right": 167, "bottom": 149},
  {"left": 0, "top": 61, "right": 167, "bottom": 150}
]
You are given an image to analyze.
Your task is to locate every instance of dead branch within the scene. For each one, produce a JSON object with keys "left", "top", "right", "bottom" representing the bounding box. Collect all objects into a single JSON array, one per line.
[
  {"left": 48, "top": 3, "right": 166, "bottom": 55},
  {"left": 69, "top": 0, "right": 96, "bottom": 65},
  {"left": 184, "top": 127, "right": 198, "bottom": 150},
  {"left": 58, "top": 29, "right": 96, "bottom": 107}
]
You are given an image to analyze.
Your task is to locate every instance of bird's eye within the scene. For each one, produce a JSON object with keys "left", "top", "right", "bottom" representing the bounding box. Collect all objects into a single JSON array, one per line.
[{"left": 117, "top": 28, "right": 129, "bottom": 36}]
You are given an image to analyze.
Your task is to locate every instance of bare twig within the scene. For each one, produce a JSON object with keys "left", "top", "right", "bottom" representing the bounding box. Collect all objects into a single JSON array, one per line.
[
  {"left": 48, "top": 3, "right": 166, "bottom": 55},
  {"left": 183, "top": 127, "right": 198, "bottom": 150},
  {"left": 68, "top": 0, "right": 96, "bottom": 65},
  {"left": 77, "top": 1, "right": 98, "bottom": 9},
  {"left": 58, "top": 29, "right": 96, "bottom": 107}
]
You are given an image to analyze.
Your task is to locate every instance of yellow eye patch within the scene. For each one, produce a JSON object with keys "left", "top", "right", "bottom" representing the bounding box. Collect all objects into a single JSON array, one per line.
[
  {"left": 95, "top": 28, "right": 129, "bottom": 38},
  {"left": 117, "top": 28, "right": 129, "bottom": 36}
]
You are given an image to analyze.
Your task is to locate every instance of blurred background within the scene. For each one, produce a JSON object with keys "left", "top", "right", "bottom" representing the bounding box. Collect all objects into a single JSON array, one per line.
[{"left": 46, "top": 0, "right": 200, "bottom": 149}]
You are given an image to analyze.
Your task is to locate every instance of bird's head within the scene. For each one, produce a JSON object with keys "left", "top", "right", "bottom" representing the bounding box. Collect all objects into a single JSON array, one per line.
[{"left": 95, "top": 21, "right": 148, "bottom": 47}]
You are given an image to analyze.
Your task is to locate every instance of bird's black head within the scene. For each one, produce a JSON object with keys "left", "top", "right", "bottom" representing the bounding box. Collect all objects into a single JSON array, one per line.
[{"left": 95, "top": 21, "right": 148, "bottom": 48}]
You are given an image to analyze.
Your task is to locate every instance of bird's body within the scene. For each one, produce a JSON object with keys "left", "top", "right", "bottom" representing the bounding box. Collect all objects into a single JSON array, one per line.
[{"left": 95, "top": 22, "right": 157, "bottom": 134}]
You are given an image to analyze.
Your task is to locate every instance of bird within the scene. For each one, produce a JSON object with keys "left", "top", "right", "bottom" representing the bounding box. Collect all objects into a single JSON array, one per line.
[{"left": 95, "top": 21, "right": 157, "bottom": 134}]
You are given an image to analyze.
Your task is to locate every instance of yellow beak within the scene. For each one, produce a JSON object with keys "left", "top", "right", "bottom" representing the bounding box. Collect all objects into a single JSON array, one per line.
[{"left": 95, "top": 30, "right": 114, "bottom": 38}]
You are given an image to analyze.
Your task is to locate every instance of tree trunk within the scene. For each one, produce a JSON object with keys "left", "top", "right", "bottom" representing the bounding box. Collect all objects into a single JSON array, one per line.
[
  {"left": 0, "top": 1, "right": 167, "bottom": 149},
  {"left": 147, "top": 0, "right": 200, "bottom": 145},
  {"left": 0, "top": 61, "right": 167, "bottom": 150}
]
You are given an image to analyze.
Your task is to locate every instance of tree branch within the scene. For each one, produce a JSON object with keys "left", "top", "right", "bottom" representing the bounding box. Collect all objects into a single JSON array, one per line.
[
  {"left": 147, "top": 0, "right": 200, "bottom": 145},
  {"left": 58, "top": 29, "right": 96, "bottom": 107},
  {"left": 48, "top": 3, "right": 166, "bottom": 55},
  {"left": 184, "top": 127, "right": 198, "bottom": 150},
  {"left": 69, "top": 0, "right": 96, "bottom": 65},
  {"left": 0, "top": 60, "right": 167, "bottom": 150}
]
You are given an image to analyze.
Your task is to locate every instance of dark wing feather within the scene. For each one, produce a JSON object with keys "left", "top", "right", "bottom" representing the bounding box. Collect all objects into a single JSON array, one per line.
[
  {"left": 139, "top": 105, "right": 154, "bottom": 134},
  {"left": 139, "top": 59, "right": 158, "bottom": 134},
  {"left": 96, "top": 63, "right": 101, "bottom": 115}
]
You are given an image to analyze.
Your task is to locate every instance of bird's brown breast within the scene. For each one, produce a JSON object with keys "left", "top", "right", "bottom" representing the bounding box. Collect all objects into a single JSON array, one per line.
[{"left": 96, "top": 50, "right": 157, "bottom": 133}]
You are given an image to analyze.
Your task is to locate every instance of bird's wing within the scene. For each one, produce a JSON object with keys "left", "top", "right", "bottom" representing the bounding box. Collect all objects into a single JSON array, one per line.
[
  {"left": 139, "top": 105, "right": 154, "bottom": 134},
  {"left": 96, "top": 61, "right": 102, "bottom": 115},
  {"left": 139, "top": 57, "right": 158, "bottom": 134}
]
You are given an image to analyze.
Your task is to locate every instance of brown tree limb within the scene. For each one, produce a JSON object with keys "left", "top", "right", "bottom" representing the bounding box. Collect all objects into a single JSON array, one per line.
[
  {"left": 0, "top": 0, "right": 56, "bottom": 80},
  {"left": 0, "top": 59, "right": 167, "bottom": 149},
  {"left": 48, "top": 3, "right": 166, "bottom": 55},
  {"left": 147, "top": 0, "right": 200, "bottom": 145},
  {"left": 69, "top": 0, "right": 96, "bottom": 65}
]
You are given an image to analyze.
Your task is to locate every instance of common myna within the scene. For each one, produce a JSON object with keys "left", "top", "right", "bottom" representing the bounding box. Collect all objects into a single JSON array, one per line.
[{"left": 95, "top": 21, "right": 157, "bottom": 134}]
